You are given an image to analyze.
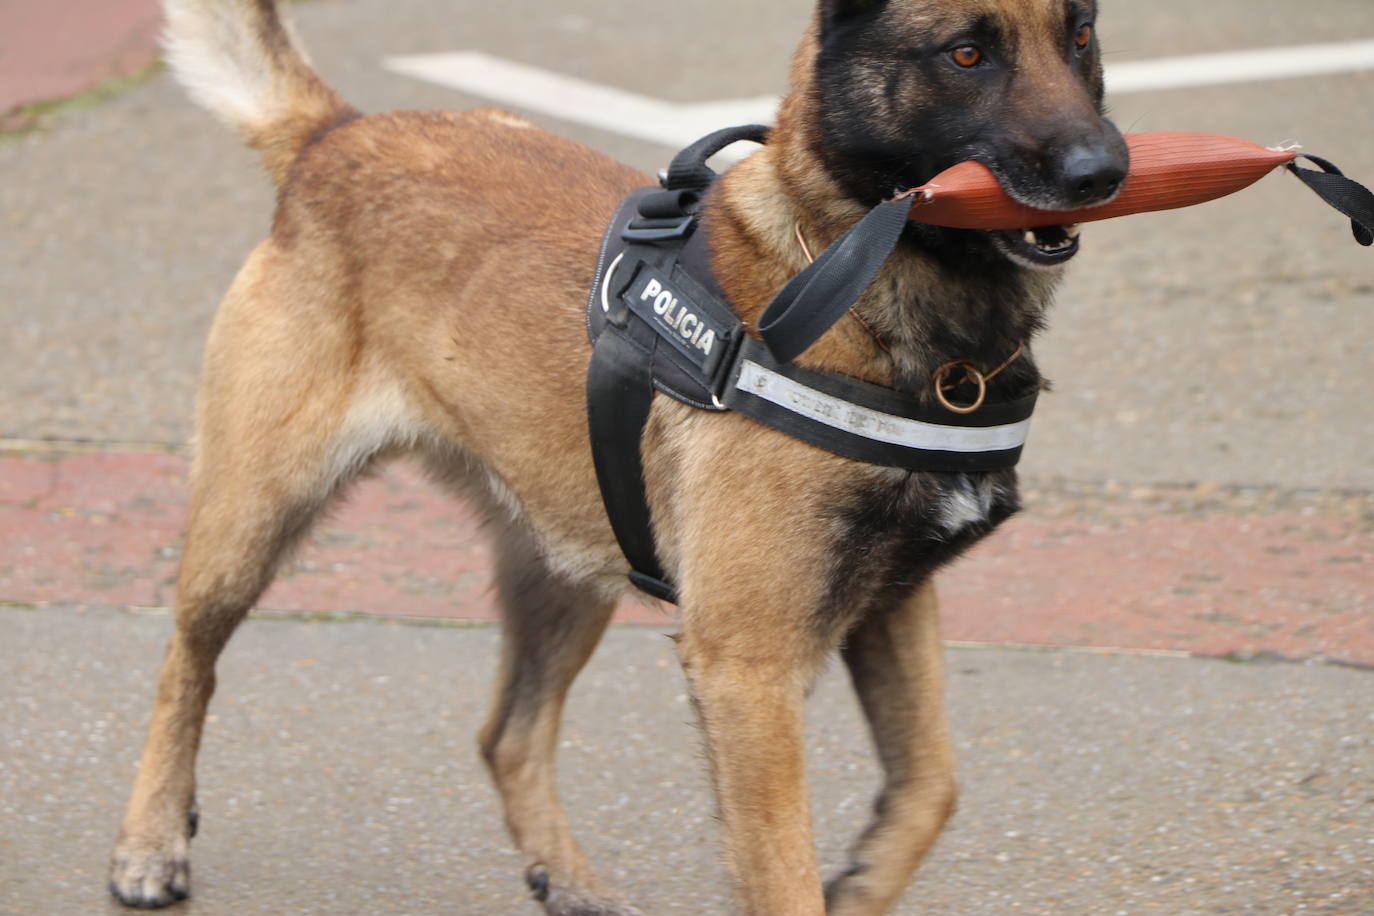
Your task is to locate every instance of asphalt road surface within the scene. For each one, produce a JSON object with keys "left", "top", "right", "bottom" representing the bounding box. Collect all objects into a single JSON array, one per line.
[{"left": 4, "top": 606, "right": 1372, "bottom": 915}]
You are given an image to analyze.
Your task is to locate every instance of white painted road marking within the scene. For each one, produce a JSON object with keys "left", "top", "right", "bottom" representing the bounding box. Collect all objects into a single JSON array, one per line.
[
  {"left": 384, "top": 51, "right": 777, "bottom": 148},
  {"left": 384, "top": 38, "right": 1374, "bottom": 147},
  {"left": 1105, "top": 38, "right": 1374, "bottom": 93}
]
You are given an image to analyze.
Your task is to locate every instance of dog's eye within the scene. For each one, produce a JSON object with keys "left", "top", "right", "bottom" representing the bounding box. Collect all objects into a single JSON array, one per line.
[
  {"left": 1074, "top": 24, "right": 1093, "bottom": 51},
  {"left": 949, "top": 45, "right": 983, "bottom": 68}
]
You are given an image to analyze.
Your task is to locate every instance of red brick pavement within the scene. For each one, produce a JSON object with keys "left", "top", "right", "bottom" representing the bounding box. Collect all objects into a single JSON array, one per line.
[
  {"left": 0, "top": 0, "right": 161, "bottom": 117},
  {"left": 2, "top": 450, "right": 1372, "bottom": 663}
]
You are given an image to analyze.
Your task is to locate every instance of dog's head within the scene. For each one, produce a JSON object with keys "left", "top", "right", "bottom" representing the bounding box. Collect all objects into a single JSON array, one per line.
[{"left": 808, "top": 0, "right": 1128, "bottom": 268}]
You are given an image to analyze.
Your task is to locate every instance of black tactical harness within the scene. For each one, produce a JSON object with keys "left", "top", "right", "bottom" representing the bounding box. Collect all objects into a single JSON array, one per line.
[{"left": 586, "top": 126, "right": 1037, "bottom": 603}]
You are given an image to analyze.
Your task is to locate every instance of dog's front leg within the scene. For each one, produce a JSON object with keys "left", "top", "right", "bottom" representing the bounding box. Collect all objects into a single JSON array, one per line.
[
  {"left": 677, "top": 605, "right": 831, "bottom": 916},
  {"left": 825, "top": 580, "right": 956, "bottom": 915}
]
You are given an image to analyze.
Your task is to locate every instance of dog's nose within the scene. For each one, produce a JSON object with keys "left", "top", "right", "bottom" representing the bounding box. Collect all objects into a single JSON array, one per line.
[{"left": 1058, "top": 144, "right": 1128, "bottom": 205}]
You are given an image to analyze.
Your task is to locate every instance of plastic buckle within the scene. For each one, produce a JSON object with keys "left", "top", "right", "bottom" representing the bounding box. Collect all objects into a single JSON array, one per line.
[
  {"left": 703, "top": 332, "right": 747, "bottom": 411},
  {"left": 621, "top": 215, "right": 696, "bottom": 244}
]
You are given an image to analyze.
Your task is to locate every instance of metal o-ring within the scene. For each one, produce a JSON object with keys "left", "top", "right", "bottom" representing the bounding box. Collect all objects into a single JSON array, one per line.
[{"left": 932, "top": 360, "right": 987, "bottom": 414}]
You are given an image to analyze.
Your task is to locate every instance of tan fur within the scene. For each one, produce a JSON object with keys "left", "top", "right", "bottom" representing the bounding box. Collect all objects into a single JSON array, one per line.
[{"left": 113, "top": 1, "right": 1105, "bottom": 913}]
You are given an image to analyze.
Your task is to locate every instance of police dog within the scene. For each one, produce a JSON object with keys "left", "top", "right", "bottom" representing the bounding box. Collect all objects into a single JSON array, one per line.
[{"left": 111, "top": 0, "right": 1126, "bottom": 913}]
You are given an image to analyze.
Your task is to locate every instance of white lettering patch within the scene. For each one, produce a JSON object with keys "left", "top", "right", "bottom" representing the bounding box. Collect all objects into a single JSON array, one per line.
[{"left": 631, "top": 271, "right": 717, "bottom": 360}]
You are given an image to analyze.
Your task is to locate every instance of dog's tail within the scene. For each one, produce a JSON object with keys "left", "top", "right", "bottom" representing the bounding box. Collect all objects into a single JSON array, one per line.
[{"left": 162, "top": 0, "right": 358, "bottom": 185}]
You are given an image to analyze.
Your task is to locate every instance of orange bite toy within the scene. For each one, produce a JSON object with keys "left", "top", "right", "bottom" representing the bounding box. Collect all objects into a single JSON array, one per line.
[{"left": 904, "top": 132, "right": 1301, "bottom": 230}]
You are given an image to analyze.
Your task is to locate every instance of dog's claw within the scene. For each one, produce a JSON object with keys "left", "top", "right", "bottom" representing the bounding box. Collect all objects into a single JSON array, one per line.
[
  {"left": 524, "top": 864, "right": 645, "bottom": 915},
  {"left": 527, "top": 864, "right": 552, "bottom": 902}
]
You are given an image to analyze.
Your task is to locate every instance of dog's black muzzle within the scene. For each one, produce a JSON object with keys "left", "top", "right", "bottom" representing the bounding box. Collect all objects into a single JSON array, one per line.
[{"left": 977, "top": 118, "right": 1130, "bottom": 268}]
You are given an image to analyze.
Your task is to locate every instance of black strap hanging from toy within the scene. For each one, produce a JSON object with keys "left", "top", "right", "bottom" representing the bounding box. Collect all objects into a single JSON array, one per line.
[
  {"left": 1288, "top": 154, "right": 1374, "bottom": 247},
  {"left": 757, "top": 194, "right": 917, "bottom": 362}
]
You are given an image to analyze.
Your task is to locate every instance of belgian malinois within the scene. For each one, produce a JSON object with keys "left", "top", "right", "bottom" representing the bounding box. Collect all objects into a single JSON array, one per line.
[{"left": 110, "top": 0, "right": 1127, "bottom": 912}]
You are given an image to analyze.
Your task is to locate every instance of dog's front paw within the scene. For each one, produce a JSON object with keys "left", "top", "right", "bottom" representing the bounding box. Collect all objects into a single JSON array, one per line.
[
  {"left": 526, "top": 864, "right": 645, "bottom": 916},
  {"left": 109, "top": 834, "right": 191, "bottom": 909}
]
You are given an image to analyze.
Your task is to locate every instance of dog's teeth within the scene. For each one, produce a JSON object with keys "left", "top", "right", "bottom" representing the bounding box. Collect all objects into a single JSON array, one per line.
[
  {"left": 1064, "top": 224, "right": 1081, "bottom": 239},
  {"left": 1023, "top": 230, "right": 1037, "bottom": 246}
]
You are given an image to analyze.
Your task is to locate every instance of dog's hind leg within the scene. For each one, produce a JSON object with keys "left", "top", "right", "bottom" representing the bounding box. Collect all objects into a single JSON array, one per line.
[
  {"left": 109, "top": 246, "right": 399, "bottom": 908},
  {"left": 824, "top": 580, "right": 957, "bottom": 915},
  {"left": 478, "top": 523, "right": 643, "bottom": 916}
]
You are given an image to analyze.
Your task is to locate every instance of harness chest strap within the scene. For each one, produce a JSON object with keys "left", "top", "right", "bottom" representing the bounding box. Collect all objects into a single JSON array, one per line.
[{"left": 585, "top": 126, "right": 1038, "bottom": 603}]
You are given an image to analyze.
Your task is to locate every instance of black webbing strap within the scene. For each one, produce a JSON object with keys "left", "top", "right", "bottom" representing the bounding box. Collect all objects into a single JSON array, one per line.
[
  {"left": 757, "top": 193, "right": 918, "bottom": 362},
  {"left": 585, "top": 126, "right": 773, "bottom": 603},
  {"left": 586, "top": 320, "right": 678, "bottom": 603},
  {"left": 1288, "top": 155, "right": 1374, "bottom": 247}
]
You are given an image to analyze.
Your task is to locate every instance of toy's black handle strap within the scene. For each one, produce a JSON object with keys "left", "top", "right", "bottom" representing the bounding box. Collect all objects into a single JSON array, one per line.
[
  {"left": 757, "top": 194, "right": 918, "bottom": 362},
  {"left": 1288, "top": 155, "right": 1374, "bottom": 247}
]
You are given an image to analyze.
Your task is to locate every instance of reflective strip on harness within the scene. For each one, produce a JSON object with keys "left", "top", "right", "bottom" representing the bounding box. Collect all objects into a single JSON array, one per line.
[{"left": 733, "top": 360, "right": 1032, "bottom": 454}]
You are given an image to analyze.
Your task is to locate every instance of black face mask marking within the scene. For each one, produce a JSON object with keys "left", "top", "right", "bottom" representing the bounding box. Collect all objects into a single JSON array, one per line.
[{"left": 812, "top": 0, "right": 1128, "bottom": 268}]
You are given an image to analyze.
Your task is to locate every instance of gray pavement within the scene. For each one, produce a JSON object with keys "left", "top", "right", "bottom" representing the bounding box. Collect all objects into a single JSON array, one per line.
[
  {"left": 3, "top": 0, "right": 1374, "bottom": 913},
  {"left": 3, "top": 605, "right": 1372, "bottom": 915}
]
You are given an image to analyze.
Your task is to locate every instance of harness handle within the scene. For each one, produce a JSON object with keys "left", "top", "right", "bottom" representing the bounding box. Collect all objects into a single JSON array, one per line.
[{"left": 664, "top": 124, "right": 770, "bottom": 193}]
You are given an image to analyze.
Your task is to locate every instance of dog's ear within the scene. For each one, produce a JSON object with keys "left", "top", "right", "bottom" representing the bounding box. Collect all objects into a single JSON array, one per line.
[{"left": 819, "top": 0, "right": 888, "bottom": 32}]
